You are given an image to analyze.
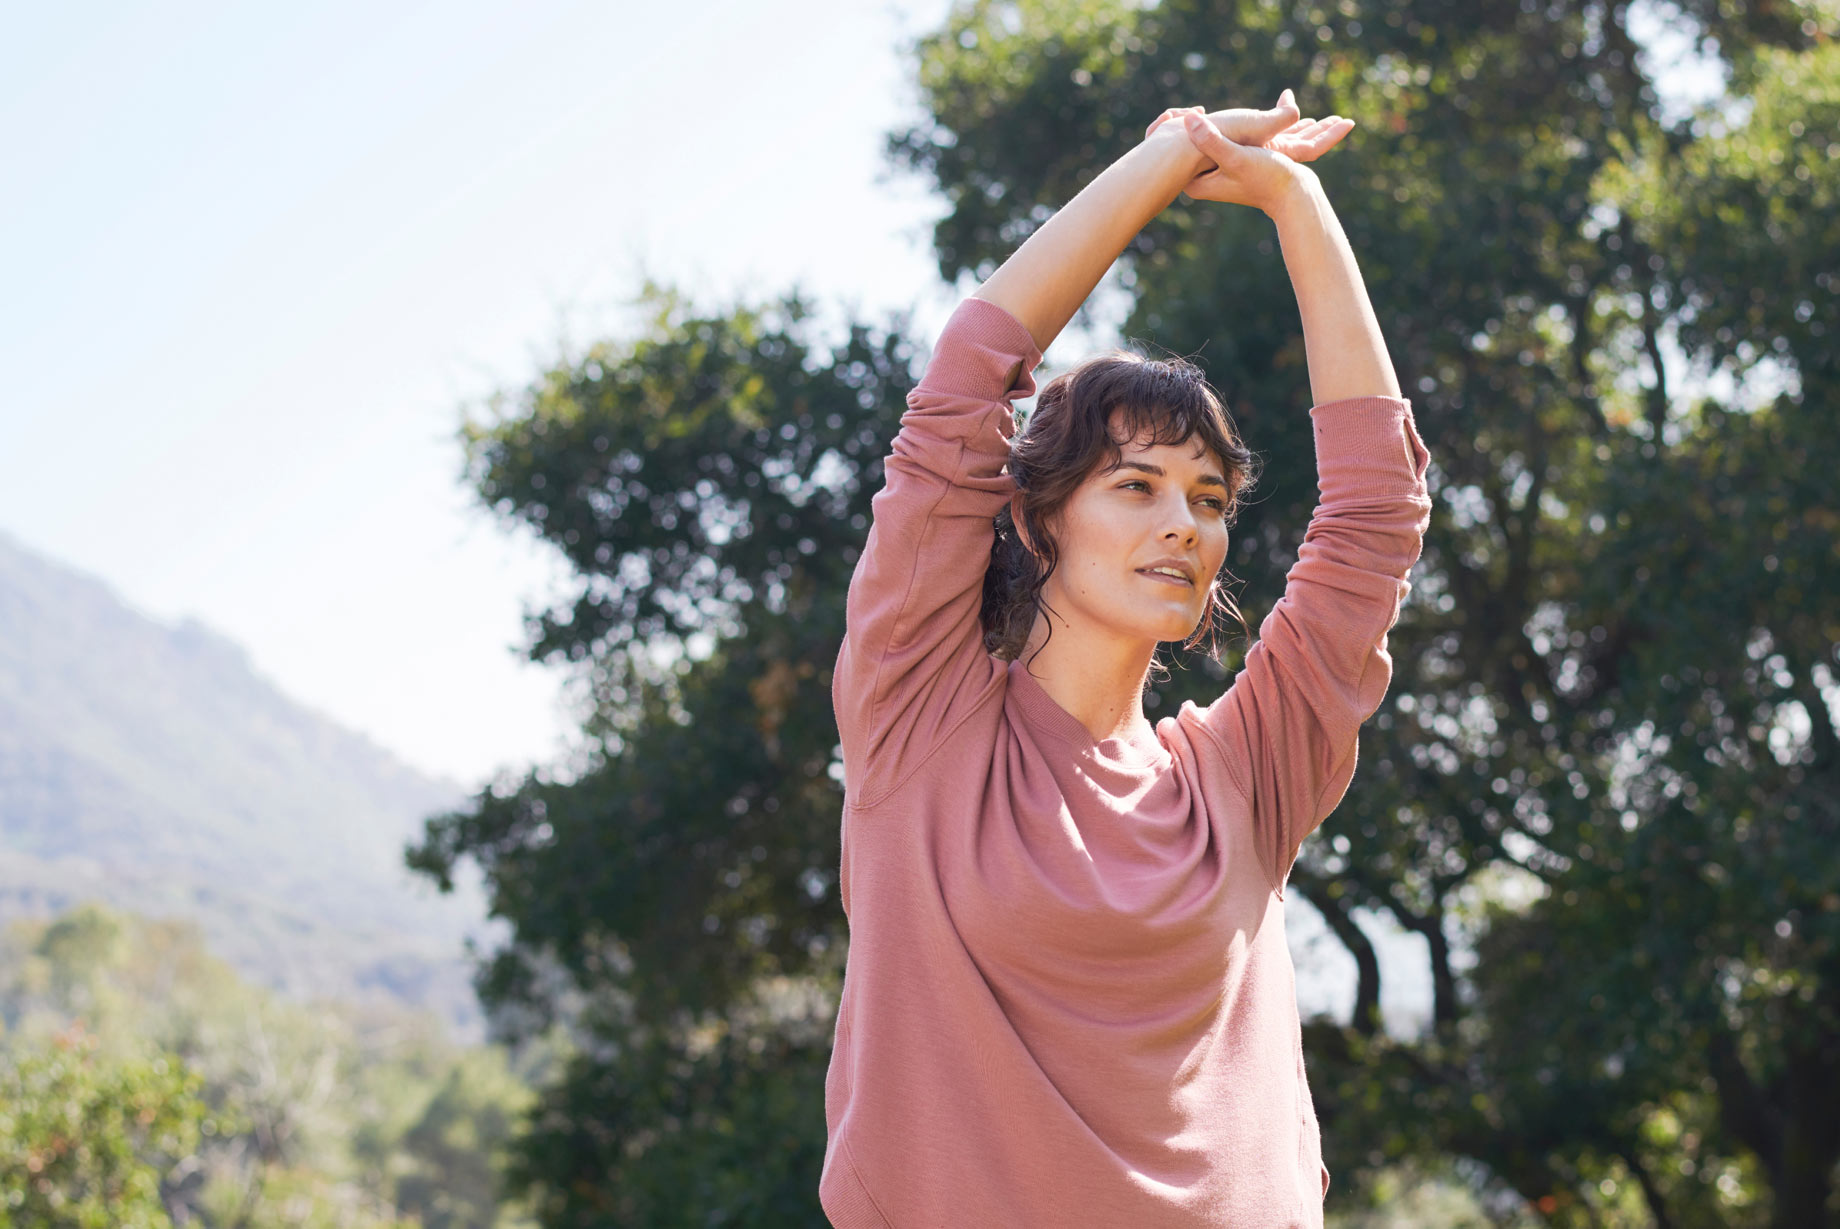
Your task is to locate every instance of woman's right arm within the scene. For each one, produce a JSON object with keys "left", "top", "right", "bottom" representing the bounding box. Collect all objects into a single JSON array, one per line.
[
  {"left": 831, "top": 121, "right": 1225, "bottom": 810},
  {"left": 970, "top": 123, "right": 1214, "bottom": 362},
  {"left": 829, "top": 295, "right": 1039, "bottom": 811}
]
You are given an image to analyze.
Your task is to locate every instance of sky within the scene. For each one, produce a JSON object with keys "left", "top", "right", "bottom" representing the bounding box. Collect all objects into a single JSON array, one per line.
[
  {"left": 1, "top": 0, "right": 979, "bottom": 790},
  {"left": 0, "top": 0, "right": 1733, "bottom": 795}
]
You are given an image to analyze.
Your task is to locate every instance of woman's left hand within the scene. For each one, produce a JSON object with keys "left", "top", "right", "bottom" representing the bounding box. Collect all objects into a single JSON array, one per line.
[{"left": 1147, "top": 90, "right": 1356, "bottom": 215}]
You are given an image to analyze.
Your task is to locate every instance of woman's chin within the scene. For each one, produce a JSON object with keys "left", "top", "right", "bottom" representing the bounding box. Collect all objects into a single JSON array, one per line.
[{"left": 1136, "top": 614, "right": 1199, "bottom": 643}]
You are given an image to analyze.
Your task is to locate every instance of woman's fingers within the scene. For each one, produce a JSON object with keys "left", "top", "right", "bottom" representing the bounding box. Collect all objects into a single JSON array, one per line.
[
  {"left": 1155, "top": 93, "right": 1303, "bottom": 143},
  {"left": 1180, "top": 112, "right": 1247, "bottom": 167},
  {"left": 1146, "top": 104, "right": 1207, "bottom": 138},
  {"left": 1300, "top": 117, "right": 1356, "bottom": 157},
  {"left": 1271, "top": 116, "right": 1355, "bottom": 160},
  {"left": 1281, "top": 116, "right": 1340, "bottom": 142},
  {"left": 1152, "top": 95, "right": 1355, "bottom": 161},
  {"left": 1227, "top": 95, "right": 1302, "bottom": 146}
]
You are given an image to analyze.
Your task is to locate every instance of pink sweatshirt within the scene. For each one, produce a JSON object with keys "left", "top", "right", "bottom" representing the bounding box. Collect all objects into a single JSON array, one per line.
[{"left": 821, "top": 296, "right": 1432, "bottom": 1228}]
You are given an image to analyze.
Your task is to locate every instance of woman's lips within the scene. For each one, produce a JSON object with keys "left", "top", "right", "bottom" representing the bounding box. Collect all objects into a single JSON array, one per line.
[{"left": 1137, "top": 570, "right": 1192, "bottom": 588}]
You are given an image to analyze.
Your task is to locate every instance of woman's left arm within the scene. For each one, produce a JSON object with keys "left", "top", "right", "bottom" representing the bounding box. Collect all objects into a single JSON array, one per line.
[
  {"left": 1176, "top": 111, "right": 1400, "bottom": 403},
  {"left": 1269, "top": 173, "right": 1403, "bottom": 404},
  {"left": 1190, "top": 394, "right": 1431, "bottom": 897},
  {"left": 1171, "top": 121, "right": 1427, "bottom": 895}
]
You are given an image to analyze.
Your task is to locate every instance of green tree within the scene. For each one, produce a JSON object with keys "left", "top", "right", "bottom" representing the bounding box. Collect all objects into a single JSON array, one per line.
[
  {"left": 408, "top": 284, "right": 901, "bottom": 1223},
  {"left": 0, "top": 1026, "right": 209, "bottom": 1228},
  {"left": 891, "top": 2, "right": 1840, "bottom": 1224},
  {"left": 410, "top": 2, "right": 1840, "bottom": 1225},
  {"left": 395, "top": 1045, "right": 537, "bottom": 1229},
  {"left": 0, "top": 907, "right": 534, "bottom": 1228}
]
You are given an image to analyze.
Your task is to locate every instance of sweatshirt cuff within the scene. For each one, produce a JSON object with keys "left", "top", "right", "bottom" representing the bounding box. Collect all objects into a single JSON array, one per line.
[
  {"left": 1309, "top": 395, "right": 1431, "bottom": 499},
  {"left": 914, "top": 296, "right": 1045, "bottom": 404}
]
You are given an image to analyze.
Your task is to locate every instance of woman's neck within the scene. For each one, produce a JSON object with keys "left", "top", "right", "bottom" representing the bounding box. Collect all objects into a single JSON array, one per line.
[{"left": 1017, "top": 621, "right": 1158, "bottom": 744}]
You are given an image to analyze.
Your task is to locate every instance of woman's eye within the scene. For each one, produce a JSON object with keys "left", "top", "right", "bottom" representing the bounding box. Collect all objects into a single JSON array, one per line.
[{"left": 1122, "top": 481, "right": 1227, "bottom": 512}]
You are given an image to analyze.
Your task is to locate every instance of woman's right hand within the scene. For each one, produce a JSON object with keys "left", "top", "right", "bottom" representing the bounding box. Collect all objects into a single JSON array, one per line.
[{"left": 1146, "top": 90, "right": 1356, "bottom": 216}]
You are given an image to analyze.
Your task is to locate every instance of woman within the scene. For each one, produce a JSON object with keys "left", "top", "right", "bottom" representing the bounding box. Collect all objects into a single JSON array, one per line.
[{"left": 822, "top": 90, "right": 1432, "bottom": 1228}]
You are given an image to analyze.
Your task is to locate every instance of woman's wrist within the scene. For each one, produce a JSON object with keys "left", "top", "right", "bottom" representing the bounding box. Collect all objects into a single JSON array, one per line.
[
  {"left": 1263, "top": 165, "right": 1325, "bottom": 224},
  {"left": 1140, "top": 123, "right": 1215, "bottom": 185}
]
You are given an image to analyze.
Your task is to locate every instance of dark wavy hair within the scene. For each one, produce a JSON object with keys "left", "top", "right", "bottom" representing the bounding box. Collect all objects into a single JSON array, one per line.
[{"left": 980, "top": 348, "right": 1262, "bottom": 681}]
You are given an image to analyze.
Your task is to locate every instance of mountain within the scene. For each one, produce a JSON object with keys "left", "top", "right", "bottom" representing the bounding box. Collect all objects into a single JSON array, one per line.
[{"left": 0, "top": 531, "right": 496, "bottom": 1036}]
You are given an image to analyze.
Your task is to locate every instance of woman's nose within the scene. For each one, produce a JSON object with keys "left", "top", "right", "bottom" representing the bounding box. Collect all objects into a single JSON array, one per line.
[{"left": 1162, "top": 503, "right": 1200, "bottom": 541}]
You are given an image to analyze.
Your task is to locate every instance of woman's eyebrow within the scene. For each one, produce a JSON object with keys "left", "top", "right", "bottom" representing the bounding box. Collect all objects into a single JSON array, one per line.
[{"left": 1108, "top": 459, "right": 1229, "bottom": 489}]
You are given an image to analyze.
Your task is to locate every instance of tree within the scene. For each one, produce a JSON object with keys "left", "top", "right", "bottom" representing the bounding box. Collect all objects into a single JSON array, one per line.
[
  {"left": 409, "top": 2, "right": 1840, "bottom": 1224},
  {"left": 0, "top": 1025, "right": 209, "bottom": 1229},
  {"left": 394, "top": 1046, "right": 538, "bottom": 1229},
  {"left": 407, "top": 283, "right": 908, "bottom": 1223},
  {"left": 0, "top": 906, "right": 534, "bottom": 1228},
  {"left": 890, "top": 1, "right": 1839, "bottom": 1224}
]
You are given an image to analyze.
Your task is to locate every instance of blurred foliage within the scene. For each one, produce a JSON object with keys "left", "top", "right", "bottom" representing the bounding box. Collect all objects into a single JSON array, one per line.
[
  {"left": 0, "top": 1025, "right": 209, "bottom": 1228},
  {"left": 0, "top": 905, "right": 538, "bottom": 1228},
  {"left": 408, "top": 282, "right": 888, "bottom": 1223},
  {"left": 501, "top": 986, "right": 831, "bottom": 1227},
  {"left": 409, "top": 0, "right": 1840, "bottom": 1224}
]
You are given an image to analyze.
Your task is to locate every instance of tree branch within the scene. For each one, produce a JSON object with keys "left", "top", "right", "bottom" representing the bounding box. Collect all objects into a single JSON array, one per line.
[
  {"left": 1706, "top": 1017, "right": 1783, "bottom": 1178},
  {"left": 1617, "top": 1145, "right": 1676, "bottom": 1229},
  {"left": 1384, "top": 890, "right": 1459, "bottom": 1034},
  {"left": 1290, "top": 866, "right": 1384, "bottom": 1036},
  {"left": 1563, "top": 290, "right": 1612, "bottom": 439},
  {"left": 1620, "top": 213, "right": 1673, "bottom": 444}
]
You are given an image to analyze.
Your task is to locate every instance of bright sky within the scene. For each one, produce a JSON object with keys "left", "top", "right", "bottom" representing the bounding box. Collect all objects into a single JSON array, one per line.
[
  {"left": 1, "top": 0, "right": 981, "bottom": 790},
  {"left": 1, "top": 0, "right": 1730, "bottom": 797}
]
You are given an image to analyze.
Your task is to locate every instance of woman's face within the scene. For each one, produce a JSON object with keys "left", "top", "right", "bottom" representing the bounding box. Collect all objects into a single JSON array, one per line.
[{"left": 1037, "top": 413, "right": 1232, "bottom": 647}]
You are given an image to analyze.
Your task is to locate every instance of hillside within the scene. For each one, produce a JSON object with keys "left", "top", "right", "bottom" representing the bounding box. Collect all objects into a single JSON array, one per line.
[{"left": 0, "top": 531, "right": 494, "bottom": 1035}]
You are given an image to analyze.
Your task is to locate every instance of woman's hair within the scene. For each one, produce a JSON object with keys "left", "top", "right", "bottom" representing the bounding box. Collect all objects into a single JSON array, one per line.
[{"left": 980, "top": 348, "right": 1262, "bottom": 680}]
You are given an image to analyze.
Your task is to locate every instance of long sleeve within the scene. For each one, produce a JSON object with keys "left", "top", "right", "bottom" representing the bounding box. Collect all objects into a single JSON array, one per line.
[
  {"left": 831, "top": 296, "right": 1043, "bottom": 809},
  {"left": 1193, "top": 396, "right": 1432, "bottom": 897}
]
